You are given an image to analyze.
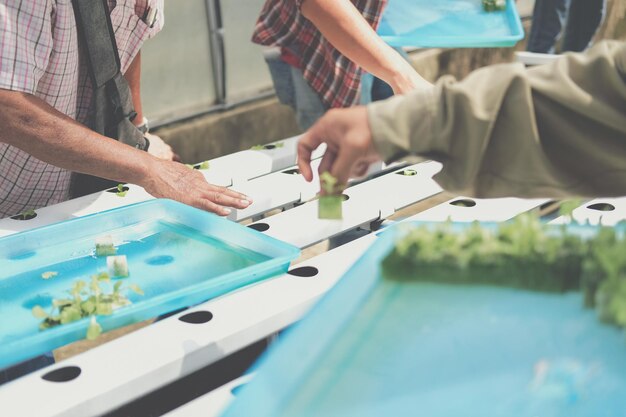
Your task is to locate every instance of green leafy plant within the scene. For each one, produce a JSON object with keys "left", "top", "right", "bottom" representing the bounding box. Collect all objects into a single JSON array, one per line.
[
  {"left": 95, "top": 235, "right": 117, "bottom": 257},
  {"left": 318, "top": 172, "right": 344, "bottom": 220},
  {"left": 115, "top": 184, "right": 128, "bottom": 197},
  {"left": 197, "top": 161, "right": 210, "bottom": 170},
  {"left": 32, "top": 273, "right": 143, "bottom": 341},
  {"left": 482, "top": 0, "right": 506, "bottom": 12},
  {"left": 383, "top": 215, "right": 626, "bottom": 328},
  {"left": 12, "top": 209, "right": 37, "bottom": 220},
  {"left": 107, "top": 255, "right": 129, "bottom": 278},
  {"left": 41, "top": 271, "right": 58, "bottom": 280}
]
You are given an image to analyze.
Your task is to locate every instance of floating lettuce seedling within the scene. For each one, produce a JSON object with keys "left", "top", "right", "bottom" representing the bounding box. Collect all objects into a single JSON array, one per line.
[
  {"left": 11, "top": 209, "right": 37, "bottom": 221},
  {"left": 95, "top": 235, "right": 117, "bottom": 257},
  {"left": 32, "top": 274, "right": 143, "bottom": 341},
  {"left": 115, "top": 184, "right": 128, "bottom": 197},
  {"left": 318, "top": 172, "right": 344, "bottom": 220},
  {"left": 41, "top": 271, "right": 58, "bottom": 280},
  {"left": 482, "top": 0, "right": 506, "bottom": 12},
  {"left": 197, "top": 161, "right": 210, "bottom": 170},
  {"left": 107, "top": 255, "right": 129, "bottom": 278}
]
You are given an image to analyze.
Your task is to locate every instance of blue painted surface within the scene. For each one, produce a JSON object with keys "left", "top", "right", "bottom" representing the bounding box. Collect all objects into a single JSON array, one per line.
[
  {"left": 379, "top": 0, "right": 524, "bottom": 47},
  {"left": 0, "top": 200, "right": 300, "bottom": 369},
  {"left": 222, "top": 223, "right": 626, "bottom": 417}
]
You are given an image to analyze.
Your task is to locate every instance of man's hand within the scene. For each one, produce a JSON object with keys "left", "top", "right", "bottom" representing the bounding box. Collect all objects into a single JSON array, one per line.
[
  {"left": 142, "top": 159, "right": 252, "bottom": 216},
  {"left": 297, "top": 107, "right": 381, "bottom": 186},
  {"left": 145, "top": 132, "right": 179, "bottom": 161}
]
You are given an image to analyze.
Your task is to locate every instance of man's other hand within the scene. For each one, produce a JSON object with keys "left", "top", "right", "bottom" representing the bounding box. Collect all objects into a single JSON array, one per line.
[{"left": 297, "top": 107, "right": 381, "bottom": 187}]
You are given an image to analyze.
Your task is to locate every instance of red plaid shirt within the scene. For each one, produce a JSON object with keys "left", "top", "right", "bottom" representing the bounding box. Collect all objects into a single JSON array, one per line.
[
  {"left": 252, "top": 0, "right": 387, "bottom": 109},
  {"left": 0, "top": 0, "right": 162, "bottom": 218}
]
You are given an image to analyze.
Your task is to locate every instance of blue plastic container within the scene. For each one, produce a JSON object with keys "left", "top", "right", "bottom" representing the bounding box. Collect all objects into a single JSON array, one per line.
[
  {"left": 222, "top": 222, "right": 626, "bottom": 417},
  {"left": 378, "top": 0, "right": 524, "bottom": 48},
  {"left": 0, "top": 199, "right": 300, "bottom": 369}
]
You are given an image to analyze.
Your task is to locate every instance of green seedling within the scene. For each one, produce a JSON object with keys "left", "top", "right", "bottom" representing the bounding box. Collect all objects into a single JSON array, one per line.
[
  {"left": 32, "top": 273, "right": 143, "bottom": 341},
  {"left": 107, "top": 255, "right": 129, "bottom": 278},
  {"left": 482, "top": 0, "right": 506, "bottom": 12},
  {"left": 41, "top": 271, "right": 58, "bottom": 280},
  {"left": 95, "top": 235, "right": 117, "bottom": 257},
  {"left": 318, "top": 172, "right": 344, "bottom": 220},
  {"left": 115, "top": 183, "right": 128, "bottom": 197},
  {"left": 12, "top": 209, "right": 37, "bottom": 220}
]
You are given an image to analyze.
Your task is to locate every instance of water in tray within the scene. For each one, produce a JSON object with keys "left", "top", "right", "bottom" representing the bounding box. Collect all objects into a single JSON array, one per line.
[{"left": 0, "top": 220, "right": 270, "bottom": 343}]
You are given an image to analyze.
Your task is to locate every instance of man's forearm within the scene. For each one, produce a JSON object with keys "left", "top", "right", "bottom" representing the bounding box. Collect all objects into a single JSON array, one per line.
[
  {"left": 301, "top": 0, "right": 425, "bottom": 93},
  {"left": 368, "top": 41, "right": 626, "bottom": 198},
  {"left": 0, "top": 90, "right": 154, "bottom": 186}
]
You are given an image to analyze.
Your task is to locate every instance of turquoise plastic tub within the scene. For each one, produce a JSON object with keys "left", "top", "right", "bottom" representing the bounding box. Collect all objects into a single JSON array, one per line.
[
  {"left": 222, "top": 222, "right": 626, "bottom": 417},
  {"left": 378, "top": 0, "right": 524, "bottom": 48},
  {"left": 0, "top": 199, "right": 300, "bottom": 369}
]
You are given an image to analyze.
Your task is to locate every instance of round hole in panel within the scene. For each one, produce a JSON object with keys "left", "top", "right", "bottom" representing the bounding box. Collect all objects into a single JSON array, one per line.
[
  {"left": 282, "top": 168, "right": 300, "bottom": 175},
  {"left": 341, "top": 194, "right": 350, "bottom": 201},
  {"left": 264, "top": 144, "right": 276, "bottom": 150},
  {"left": 145, "top": 255, "right": 175, "bottom": 266},
  {"left": 106, "top": 186, "right": 129, "bottom": 193},
  {"left": 449, "top": 199, "right": 477, "bottom": 208},
  {"left": 179, "top": 311, "right": 213, "bottom": 324},
  {"left": 248, "top": 223, "right": 270, "bottom": 232},
  {"left": 11, "top": 212, "right": 37, "bottom": 221},
  {"left": 42, "top": 366, "right": 82, "bottom": 383},
  {"left": 288, "top": 266, "right": 319, "bottom": 278},
  {"left": 587, "top": 203, "right": 615, "bottom": 212}
]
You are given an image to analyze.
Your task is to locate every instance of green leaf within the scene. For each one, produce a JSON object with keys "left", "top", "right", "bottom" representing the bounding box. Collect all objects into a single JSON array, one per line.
[
  {"left": 41, "top": 271, "right": 58, "bottom": 280},
  {"left": 129, "top": 284, "right": 144, "bottom": 296},
  {"left": 96, "top": 301, "right": 113, "bottom": 316},
  {"left": 60, "top": 306, "right": 82, "bottom": 324},
  {"left": 319, "top": 195, "right": 343, "bottom": 220},
  {"left": 250, "top": 144, "right": 265, "bottom": 150},
  {"left": 32, "top": 305, "right": 48, "bottom": 319},
  {"left": 198, "top": 161, "right": 210, "bottom": 170},
  {"left": 86, "top": 317, "right": 102, "bottom": 341}
]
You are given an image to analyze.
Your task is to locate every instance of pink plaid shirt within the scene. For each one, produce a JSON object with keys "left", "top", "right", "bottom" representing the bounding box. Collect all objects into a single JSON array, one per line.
[{"left": 0, "top": 0, "right": 163, "bottom": 218}]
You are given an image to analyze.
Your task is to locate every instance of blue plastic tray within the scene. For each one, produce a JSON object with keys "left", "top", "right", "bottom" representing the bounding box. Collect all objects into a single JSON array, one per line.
[
  {"left": 222, "top": 222, "right": 626, "bottom": 417},
  {"left": 0, "top": 199, "right": 300, "bottom": 369},
  {"left": 378, "top": 0, "right": 524, "bottom": 48}
]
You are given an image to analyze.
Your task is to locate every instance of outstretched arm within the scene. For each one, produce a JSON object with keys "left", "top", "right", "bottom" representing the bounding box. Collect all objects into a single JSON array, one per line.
[
  {"left": 300, "top": 0, "right": 430, "bottom": 94},
  {"left": 299, "top": 41, "right": 626, "bottom": 198}
]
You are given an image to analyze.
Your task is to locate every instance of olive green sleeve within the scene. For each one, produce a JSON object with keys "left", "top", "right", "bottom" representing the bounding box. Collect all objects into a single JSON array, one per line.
[{"left": 368, "top": 41, "right": 626, "bottom": 199}]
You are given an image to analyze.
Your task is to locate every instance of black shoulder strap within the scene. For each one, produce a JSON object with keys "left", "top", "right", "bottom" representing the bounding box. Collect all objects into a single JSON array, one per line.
[
  {"left": 72, "top": 0, "right": 120, "bottom": 89},
  {"left": 70, "top": 0, "right": 149, "bottom": 198}
]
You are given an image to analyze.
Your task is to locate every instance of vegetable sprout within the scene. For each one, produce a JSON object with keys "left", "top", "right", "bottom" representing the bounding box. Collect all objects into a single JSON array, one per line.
[
  {"left": 383, "top": 215, "right": 626, "bottom": 328},
  {"left": 107, "top": 255, "right": 129, "bottom": 278},
  {"left": 115, "top": 184, "right": 128, "bottom": 197},
  {"left": 482, "top": 0, "right": 506, "bottom": 12},
  {"left": 318, "top": 172, "right": 344, "bottom": 220},
  {"left": 95, "top": 235, "right": 117, "bottom": 257},
  {"left": 12, "top": 209, "right": 37, "bottom": 220},
  {"left": 251, "top": 142, "right": 284, "bottom": 150},
  {"left": 31, "top": 273, "right": 143, "bottom": 341},
  {"left": 41, "top": 271, "right": 58, "bottom": 280}
]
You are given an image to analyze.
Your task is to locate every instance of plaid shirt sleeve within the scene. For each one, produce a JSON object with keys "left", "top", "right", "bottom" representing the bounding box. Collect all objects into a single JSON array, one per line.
[
  {"left": 0, "top": 0, "right": 54, "bottom": 95},
  {"left": 252, "top": 0, "right": 387, "bottom": 109}
]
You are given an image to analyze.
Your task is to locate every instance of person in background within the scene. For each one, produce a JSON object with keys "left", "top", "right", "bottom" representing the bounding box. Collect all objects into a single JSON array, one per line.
[
  {"left": 298, "top": 41, "right": 626, "bottom": 198},
  {"left": 0, "top": 1, "right": 251, "bottom": 220},
  {"left": 527, "top": 0, "right": 606, "bottom": 54},
  {"left": 252, "top": 0, "right": 431, "bottom": 130}
]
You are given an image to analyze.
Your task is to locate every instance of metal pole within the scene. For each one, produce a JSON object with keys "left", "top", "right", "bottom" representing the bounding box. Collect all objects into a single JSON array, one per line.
[{"left": 205, "top": 0, "right": 227, "bottom": 105}]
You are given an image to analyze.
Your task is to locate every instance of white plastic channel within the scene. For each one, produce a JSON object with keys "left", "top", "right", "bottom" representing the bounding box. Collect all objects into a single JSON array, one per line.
[
  {"left": 0, "top": 234, "right": 377, "bottom": 417},
  {"left": 247, "top": 162, "right": 443, "bottom": 248}
]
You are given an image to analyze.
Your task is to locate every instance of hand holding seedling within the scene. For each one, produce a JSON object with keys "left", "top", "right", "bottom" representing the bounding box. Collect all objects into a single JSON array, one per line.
[
  {"left": 298, "top": 107, "right": 381, "bottom": 189},
  {"left": 142, "top": 159, "right": 252, "bottom": 216}
]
